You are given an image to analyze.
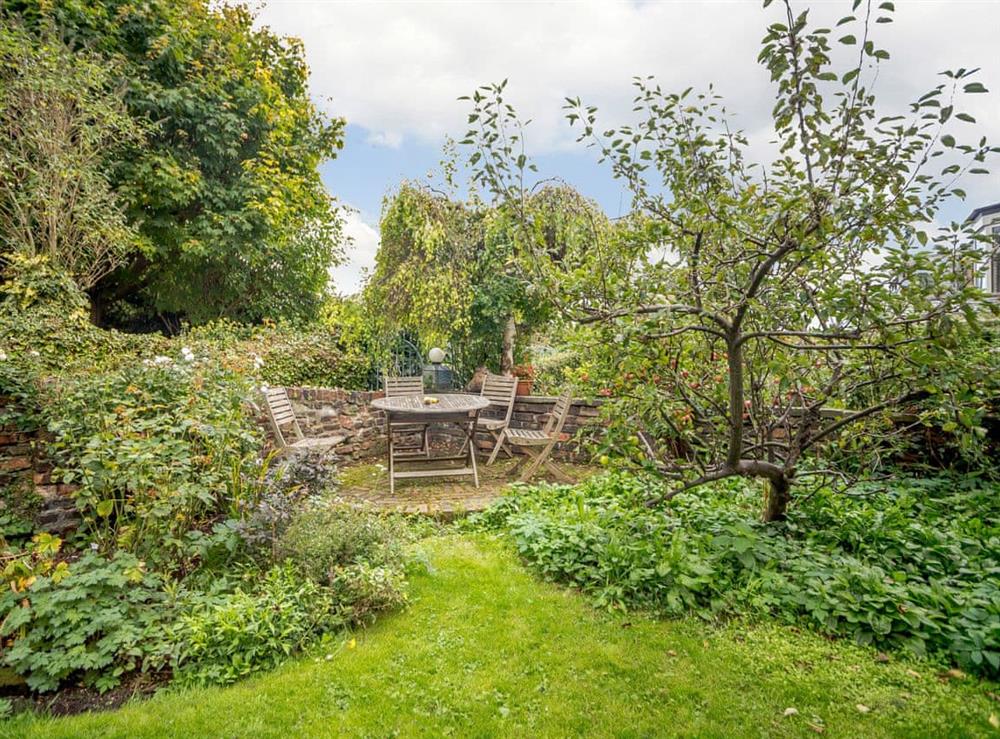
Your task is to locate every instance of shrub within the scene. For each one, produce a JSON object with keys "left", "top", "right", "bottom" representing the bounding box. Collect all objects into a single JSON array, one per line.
[
  {"left": 0, "top": 256, "right": 167, "bottom": 376},
  {"left": 327, "top": 563, "right": 408, "bottom": 626},
  {"left": 182, "top": 319, "right": 371, "bottom": 390},
  {"left": 232, "top": 450, "right": 339, "bottom": 559},
  {"left": 275, "top": 503, "right": 406, "bottom": 584},
  {"left": 45, "top": 352, "right": 261, "bottom": 563},
  {"left": 171, "top": 563, "right": 338, "bottom": 688},
  {"left": 0, "top": 552, "right": 165, "bottom": 692},
  {"left": 472, "top": 472, "right": 1000, "bottom": 677}
]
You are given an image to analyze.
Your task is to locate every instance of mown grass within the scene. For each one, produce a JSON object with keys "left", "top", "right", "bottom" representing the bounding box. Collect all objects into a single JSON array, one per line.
[{"left": 6, "top": 535, "right": 998, "bottom": 738}]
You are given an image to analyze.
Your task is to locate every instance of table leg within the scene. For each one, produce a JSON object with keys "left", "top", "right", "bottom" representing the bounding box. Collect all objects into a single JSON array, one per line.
[
  {"left": 468, "top": 411, "right": 480, "bottom": 488},
  {"left": 386, "top": 412, "right": 395, "bottom": 496}
]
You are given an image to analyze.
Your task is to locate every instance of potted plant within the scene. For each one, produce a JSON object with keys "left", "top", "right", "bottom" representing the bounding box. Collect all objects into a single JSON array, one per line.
[{"left": 513, "top": 364, "right": 535, "bottom": 396}]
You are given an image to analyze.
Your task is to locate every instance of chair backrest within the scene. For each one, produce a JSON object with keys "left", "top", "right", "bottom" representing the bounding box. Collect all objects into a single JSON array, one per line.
[
  {"left": 543, "top": 392, "right": 573, "bottom": 438},
  {"left": 264, "top": 386, "right": 303, "bottom": 447},
  {"left": 480, "top": 373, "right": 517, "bottom": 424},
  {"left": 384, "top": 375, "right": 424, "bottom": 397}
]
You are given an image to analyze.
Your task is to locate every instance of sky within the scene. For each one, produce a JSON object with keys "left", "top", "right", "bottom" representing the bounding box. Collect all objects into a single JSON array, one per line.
[{"left": 255, "top": 0, "right": 1000, "bottom": 295}]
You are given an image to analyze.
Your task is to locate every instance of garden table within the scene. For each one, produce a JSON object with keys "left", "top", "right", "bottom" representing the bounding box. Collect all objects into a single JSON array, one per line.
[{"left": 371, "top": 393, "right": 491, "bottom": 495}]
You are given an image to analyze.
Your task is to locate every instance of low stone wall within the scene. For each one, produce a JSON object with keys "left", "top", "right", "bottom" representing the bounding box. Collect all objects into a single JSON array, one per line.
[
  {"left": 0, "top": 417, "right": 79, "bottom": 536},
  {"left": 270, "top": 387, "right": 604, "bottom": 462},
  {"left": 282, "top": 387, "right": 387, "bottom": 461}
]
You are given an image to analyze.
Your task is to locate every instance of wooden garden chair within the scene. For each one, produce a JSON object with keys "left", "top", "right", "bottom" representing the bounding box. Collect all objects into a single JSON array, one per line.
[
  {"left": 476, "top": 372, "right": 518, "bottom": 465},
  {"left": 505, "top": 392, "right": 574, "bottom": 482},
  {"left": 384, "top": 375, "right": 429, "bottom": 458},
  {"left": 263, "top": 386, "right": 344, "bottom": 455}
]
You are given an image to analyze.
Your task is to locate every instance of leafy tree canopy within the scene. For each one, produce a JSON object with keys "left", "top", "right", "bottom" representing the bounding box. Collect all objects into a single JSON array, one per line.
[
  {"left": 2, "top": 0, "right": 346, "bottom": 328},
  {"left": 366, "top": 180, "right": 606, "bottom": 379}
]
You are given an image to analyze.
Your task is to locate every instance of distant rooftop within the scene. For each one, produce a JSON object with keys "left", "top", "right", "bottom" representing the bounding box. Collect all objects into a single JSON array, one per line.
[{"left": 968, "top": 202, "right": 1000, "bottom": 224}]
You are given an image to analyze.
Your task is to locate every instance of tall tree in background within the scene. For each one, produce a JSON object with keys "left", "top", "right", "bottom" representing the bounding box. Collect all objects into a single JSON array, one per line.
[
  {"left": 0, "top": 27, "right": 144, "bottom": 292},
  {"left": 3, "top": 0, "right": 345, "bottom": 329},
  {"left": 367, "top": 181, "right": 602, "bottom": 378},
  {"left": 464, "top": 0, "right": 998, "bottom": 520}
]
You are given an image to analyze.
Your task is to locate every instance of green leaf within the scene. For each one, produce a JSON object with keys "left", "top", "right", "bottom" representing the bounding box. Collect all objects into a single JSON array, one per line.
[
  {"left": 96, "top": 500, "right": 115, "bottom": 518},
  {"left": 839, "top": 34, "right": 857, "bottom": 45},
  {"left": 963, "top": 82, "right": 988, "bottom": 94}
]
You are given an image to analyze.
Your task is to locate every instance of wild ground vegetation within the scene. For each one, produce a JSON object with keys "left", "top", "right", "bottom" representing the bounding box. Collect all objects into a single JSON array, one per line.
[
  {"left": 0, "top": 0, "right": 998, "bottom": 731},
  {"left": 470, "top": 472, "right": 1000, "bottom": 678},
  {"left": 0, "top": 281, "right": 416, "bottom": 697}
]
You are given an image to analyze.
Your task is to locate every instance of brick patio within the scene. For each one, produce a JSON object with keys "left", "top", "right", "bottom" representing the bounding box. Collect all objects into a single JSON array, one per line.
[{"left": 336, "top": 457, "right": 596, "bottom": 517}]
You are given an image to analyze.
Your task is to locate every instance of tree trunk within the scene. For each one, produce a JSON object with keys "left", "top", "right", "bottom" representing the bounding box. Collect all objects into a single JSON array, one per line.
[
  {"left": 762, "top": 475, "right": 791, "bottom": 522},
  {"left": 500, "top": 316, "right": 516, "bottom": 375},
  {"left": 88, "top": 291, "right": 104, "bottom": 326}
]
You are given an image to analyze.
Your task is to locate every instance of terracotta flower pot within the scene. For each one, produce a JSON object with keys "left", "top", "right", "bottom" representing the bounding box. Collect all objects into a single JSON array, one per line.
[{"left": 515, "top": 378, "right": 534, "bottom": 396}]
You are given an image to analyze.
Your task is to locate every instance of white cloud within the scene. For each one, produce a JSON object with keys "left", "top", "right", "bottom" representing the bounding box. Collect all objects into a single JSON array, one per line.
[
  {"left": 261, "top": 3, "right": 995, "bottom": 142},
  {"left": 364, "top": 129, "right": 403, "bottom": 149},
  {"left": 330, "top": 208, "right": 379, "bottom": 295},
  {"left": 262, "top": 0, "right": 999, "bottom": 284},
  {"left": 259, "top": 0, "right": 999, "bottom": 206}
]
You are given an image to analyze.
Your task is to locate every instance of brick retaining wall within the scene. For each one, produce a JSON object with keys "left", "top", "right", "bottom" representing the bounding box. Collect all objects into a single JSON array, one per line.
[{"left": 0, "top": 413, "right": 79, "bottom": 535}]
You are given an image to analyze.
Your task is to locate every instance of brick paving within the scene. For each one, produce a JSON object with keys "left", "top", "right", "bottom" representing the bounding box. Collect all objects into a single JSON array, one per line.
[{"left": 337, "top": 457, "right": 596, "bottom": 516}]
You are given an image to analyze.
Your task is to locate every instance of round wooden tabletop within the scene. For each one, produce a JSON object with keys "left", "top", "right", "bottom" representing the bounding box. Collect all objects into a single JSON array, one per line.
[{"left": 370, "top": 393, "right": 491, "bottom": 416}]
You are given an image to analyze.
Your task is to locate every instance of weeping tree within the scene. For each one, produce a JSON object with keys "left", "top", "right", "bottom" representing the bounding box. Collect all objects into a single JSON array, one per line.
[
  {"left": 367, "top": 180, "right": 602, "bottom": 378},
  {"left": 463, "top": 0, "right": 998, "bottom": 520}
]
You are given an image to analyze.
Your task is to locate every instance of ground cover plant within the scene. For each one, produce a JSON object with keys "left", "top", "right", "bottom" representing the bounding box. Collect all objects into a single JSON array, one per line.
[
  {"left": 0, "top": 489, "right": 413, "bottom": 702},
  {"left": 469, "top": 471, "right": 1000, "bottom": 679},
  {"left": 6, "top": 537, "right": 998, "bottom": 737}
]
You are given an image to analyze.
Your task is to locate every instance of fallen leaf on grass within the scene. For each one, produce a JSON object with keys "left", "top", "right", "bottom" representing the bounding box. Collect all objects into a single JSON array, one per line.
[
  {"left": 989, "top": 714, "right": 998, "bottom": 729},
  {"left": 938, "top": 668, "right": 966, "bottom": 681},
  {"left": 905, "top": 669, "right": 921, "bottom": 679},
  {"left": 875, "top": 653, "right": 890, "bottom": 663},
  {"left": 808, "top": 723, "right": 825, "bottom": 734},
  {"left": 666, "top": 650, "right": 678, "bottom": 657},
  {"left": 856, "top": 704, "right": 870, "bottom": 713},
  {"left": 783, "top": 707, "right": 799, "bottom": 717}
]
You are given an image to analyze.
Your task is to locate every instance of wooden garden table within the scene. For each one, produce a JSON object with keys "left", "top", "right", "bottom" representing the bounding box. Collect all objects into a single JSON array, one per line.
[{"left": 370, "top": 393, "right": 491, "bottom": 494}]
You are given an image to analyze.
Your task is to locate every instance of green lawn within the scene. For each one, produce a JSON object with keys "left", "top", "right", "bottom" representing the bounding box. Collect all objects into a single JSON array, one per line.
[{"left": 7, "top": 536, "right": 998, "bottom": 738}]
